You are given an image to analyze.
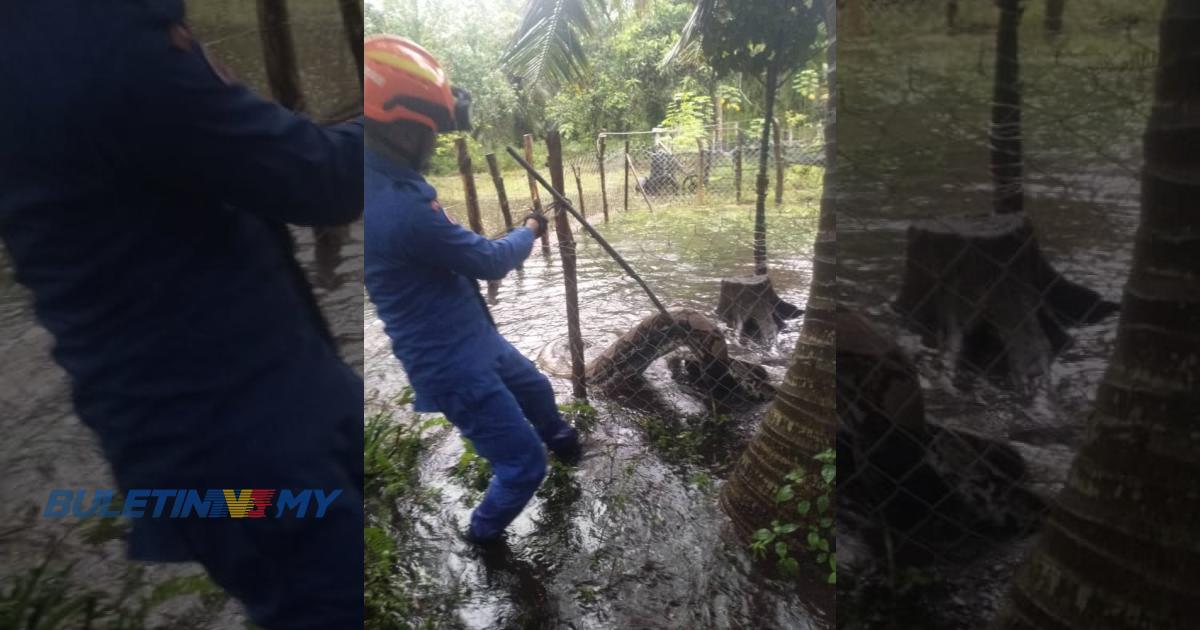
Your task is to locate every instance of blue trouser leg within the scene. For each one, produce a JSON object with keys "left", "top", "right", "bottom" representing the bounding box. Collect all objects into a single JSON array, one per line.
[
  {"left": 494, "top": 342, "right": 579, "bottom": 453},
  {"left": 434, "top": 377, "right": 548, "bottom": 541}
]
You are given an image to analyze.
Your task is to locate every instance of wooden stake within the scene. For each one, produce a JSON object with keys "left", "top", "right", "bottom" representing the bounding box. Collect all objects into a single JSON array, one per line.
[
  {"left": 623, "top": 137, "right": 631, "bottom": 213},
  {"left": 572, "top": 165, "right": 587, "bottom": 218},
  {"left": 485, "top": 154, "right": 514, "bottom": 231},
  {"left": 696, "top": 137, "right": 707, "bottom": 205},
  {"left": 735, "top": 128, "right": 744, "bottom": 204},
  {"left": 773, "top": 117, "right": 784, "bottom": 206},
  {"left": 456, "top": 139, "right": 498, "bottom": 299},
  {"left": 336, "top": 0, "right": 364, "bottom": 83},
  {"left": 597, "top": 132, "right": 609, "bottom": 223},
  {"left": 546, "top": 132, "right": 588, "bottom": 401},
  {"left": 625, "top": 155, "right": 656, "bottom": 213}
]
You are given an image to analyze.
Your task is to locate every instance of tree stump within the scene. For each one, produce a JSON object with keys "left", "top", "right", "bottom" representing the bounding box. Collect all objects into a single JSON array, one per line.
[
  {"left": 585, "top": 309, "right": 771, "bottom": 408},
  {"left": 836, "top": 310, "right": 1044, "bottom": 563},
  {"left": 715, "top": 275, "right": 804, "bottom": 343},
  {"left": 893, "top": 214, "right": 1117, "bottom": 383}
]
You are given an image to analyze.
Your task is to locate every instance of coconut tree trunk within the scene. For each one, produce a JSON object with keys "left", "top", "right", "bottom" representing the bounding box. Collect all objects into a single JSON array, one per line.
[
  {"left": 989, "top": 3, "right": 1200, "bottom": 628},
  {"left": 721, "top": 0, "right": 836, "bottom": 544},
  {"left": 992, "top": 0, "right": 1023, "bottom": 215},
  {"left": 753, "top": 58, "right": 780, "bottom": 276}
]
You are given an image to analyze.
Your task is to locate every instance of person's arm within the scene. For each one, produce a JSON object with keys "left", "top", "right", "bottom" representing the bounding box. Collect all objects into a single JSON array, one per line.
[
  {"left": 406, "top": 206, "right": 537, "bottom": 281},
  {"left": 116, "top": 15, "right": 362, "bottom": 226}
]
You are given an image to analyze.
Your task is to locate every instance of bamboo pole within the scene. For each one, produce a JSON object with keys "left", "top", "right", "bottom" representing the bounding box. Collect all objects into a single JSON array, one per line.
[
  {"left": 546, "top": 132, "right": 587, "bottom": 401},
  {"left": 524, "top": 134, "right": 550, "bottom": 256},
  {"left": 597, "top": 132, "right": 610, "bottom": 223}
]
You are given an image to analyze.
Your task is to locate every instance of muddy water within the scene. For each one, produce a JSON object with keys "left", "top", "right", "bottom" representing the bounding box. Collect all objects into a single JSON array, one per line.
[
  {"left": 365, "top": 200, "right": 830, "bottom": 628},
  {"left": 837, "top": 9, "right": 1154, "bottom": 626}
]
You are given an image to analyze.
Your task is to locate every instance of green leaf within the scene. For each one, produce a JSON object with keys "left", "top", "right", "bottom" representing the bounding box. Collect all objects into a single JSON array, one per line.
[
  {"left": 821, "top": 465, "right": 835, "bottom": 484},
  {"left": 796, "top": 500, "right": 811, "bottom": 516},
  {"left": 774, "top": 484, "right": 795, "bottom": 504},
  {"left": 776, "top": 522, "right": 800, "bottom": 535},
  {"left": 816, "top": 495, "right": 830, "bottom": 514},
  {"left": 774, "top": 541, "right": 789, "bottom": 559},
  {"left": 753, "top": 528, "right": 774, "bottom": 542}
]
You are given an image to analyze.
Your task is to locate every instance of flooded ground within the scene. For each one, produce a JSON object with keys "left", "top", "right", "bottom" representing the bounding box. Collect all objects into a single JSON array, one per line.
[
  {"left": 365, "top": 186, "right": 829, "bottom": 628},
  {"left": 0, "top": 2, "right": 362, "bottom": 626},
  {"left": 836, "top": 3, "right": 1157, "bottom": 627}
]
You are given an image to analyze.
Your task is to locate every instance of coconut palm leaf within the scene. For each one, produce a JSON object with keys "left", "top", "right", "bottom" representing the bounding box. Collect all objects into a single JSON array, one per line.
[
  {"left": 661, "top": 0, "right": 715, "bottom": 68},
  {"left": 501, "top": 0, "right": 605, "bottom": 89}
]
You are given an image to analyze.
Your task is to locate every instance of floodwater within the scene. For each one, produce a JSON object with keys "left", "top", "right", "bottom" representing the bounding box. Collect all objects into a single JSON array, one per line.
[
  {"left": 836, "top": 5, "right": 1155, "bottom": 627},
  {"left": 365, "top": 194, "right": 830, "bottom": 628}
]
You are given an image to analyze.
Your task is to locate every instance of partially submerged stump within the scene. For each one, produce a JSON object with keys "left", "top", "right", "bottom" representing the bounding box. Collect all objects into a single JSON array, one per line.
[
  {"left": 715, "top": 275, "right": 804, "bottom": 343},
  {"left": 893, "top": 214, "right": 1118, "bottom": 383},
  {"left": 836, "top": 309, "right": 1044, "bottom": 563},
  {"left": 586, "top": 308, "right": 773, "bottom": 408}
]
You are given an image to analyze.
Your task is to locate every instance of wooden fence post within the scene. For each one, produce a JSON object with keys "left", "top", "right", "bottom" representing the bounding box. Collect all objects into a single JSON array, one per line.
[
  {"left": 572, "top": 165, "right": 587, "bottom": 218},
  {"left": 623, "top": 137, "right": 631, "bottom": 213},
  {"left": 695, "top": 137, "right": 707, "bottom": 205},
  {"left": 597, "top": 132, "right": 610, "bottom": 223},
  {"left": 773, "top": 117, "right": 784, "bottom": 206},
  {"left": 546, "top": 132, "right": 587, "bottom": 401},
  {"left": 735, "top": 128, "right": 745, "bottom": 204},
  {"left": 457, "top": 139, "right": 498, "bottom": 299},
  {"left": 524, "top": 134, "right": 550, "bottom": 257},
  {"left": 485, "top": 154, "right": 514, "bottom": 231}
]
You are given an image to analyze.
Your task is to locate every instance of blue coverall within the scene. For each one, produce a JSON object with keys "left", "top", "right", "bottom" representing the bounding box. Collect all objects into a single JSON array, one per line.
[
  {"left": 0, "top": 2, "right": 363, "bottom": 627},
  {"left": 364, "top": 149, "right": 579, "bottom": 541}
]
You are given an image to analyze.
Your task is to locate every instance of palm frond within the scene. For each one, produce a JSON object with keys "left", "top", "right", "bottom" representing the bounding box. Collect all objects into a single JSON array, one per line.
[
  {"left": 661, "top": 0, "right": 716, "bottom": 68},
  {"left": 501, "top": 0, "right": 605, "bottom": 89}
]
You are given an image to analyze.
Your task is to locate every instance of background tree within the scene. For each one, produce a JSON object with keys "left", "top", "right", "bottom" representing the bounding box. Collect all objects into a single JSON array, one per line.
[
  {"left": 720, "top": 0, "right": 835, "bottom": 580},
  {"left": 665, "top": 0, "right": 823, "bottom": 275},
  {"left": 990, "top": 1, "right": 1200, "bottom": 627}
]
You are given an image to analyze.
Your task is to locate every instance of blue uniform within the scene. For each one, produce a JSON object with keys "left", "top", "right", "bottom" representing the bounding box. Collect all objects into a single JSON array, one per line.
[
  {"left": 365, "top": 149, "right": 578, "bottom": 540},
  {"left": 0, "top": 2, "right": 363, "bottom": 627}
]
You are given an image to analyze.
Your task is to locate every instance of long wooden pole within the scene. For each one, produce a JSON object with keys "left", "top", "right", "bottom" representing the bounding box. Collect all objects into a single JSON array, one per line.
[
  {"left": 546, "top": 133, "right": 587, "bottom": 401},
  {"left": 506, "top": 147, "right": 668, "bottom": 316},
  {"left": 696, "top": 138, "right": 707, "bottom": 205},
  {"left": 256, "top": 0, "right": 305, "bottom": 112}
]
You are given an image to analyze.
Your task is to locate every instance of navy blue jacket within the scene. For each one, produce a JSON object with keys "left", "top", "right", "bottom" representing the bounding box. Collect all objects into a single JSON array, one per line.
[
  {"left": 364, "top": 150, "right": 535, "bottom": 411},
  {"left": 0, "top": 1, "right": 363, "bottom": 505}
]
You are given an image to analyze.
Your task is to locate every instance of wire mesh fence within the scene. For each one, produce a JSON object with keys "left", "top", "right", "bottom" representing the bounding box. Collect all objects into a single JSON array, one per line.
[{"left": 835, "top": 0, "right": 1159, "bottom": 627}]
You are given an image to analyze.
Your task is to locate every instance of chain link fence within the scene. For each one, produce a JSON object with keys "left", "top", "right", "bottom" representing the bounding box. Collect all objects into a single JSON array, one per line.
[{"left": 835, "top": 0, "right": 1160, "bottom": 628}]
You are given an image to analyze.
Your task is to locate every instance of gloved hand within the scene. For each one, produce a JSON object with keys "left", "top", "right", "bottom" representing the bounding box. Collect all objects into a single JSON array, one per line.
[{"left": 522, "top": 210, "right": 548, "bottom": 239}]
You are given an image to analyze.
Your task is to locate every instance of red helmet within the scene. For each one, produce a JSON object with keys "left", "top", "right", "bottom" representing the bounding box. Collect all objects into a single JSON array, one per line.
[{"left": 364, "top": 35, "right": 470, "bottom": 133}]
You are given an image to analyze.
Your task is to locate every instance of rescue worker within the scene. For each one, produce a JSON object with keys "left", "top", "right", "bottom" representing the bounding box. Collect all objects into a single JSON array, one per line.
[
  {"left": 0, "top": 3, "right": 363, "bottom": 628},
  {"left": 363, "top": 35, "right": 582, "bottom": 545}
]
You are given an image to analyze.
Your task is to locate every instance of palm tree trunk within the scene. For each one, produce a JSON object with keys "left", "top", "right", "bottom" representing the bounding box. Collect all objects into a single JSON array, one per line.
[
  {"left": 990, "top": 2, "right": 1200, "bottom": 628},
  {"left": 753, "top": 58, "right": 779, "bottom": 275},
  {"left": 1045, "top": 0, "right": 1065, "bottom": 33},
  {"left": 721, "top": 0, "right": 836, "bottom": 545},
  {"left": 992, "top": 0, "right": 1023, "bottom": 215}
]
